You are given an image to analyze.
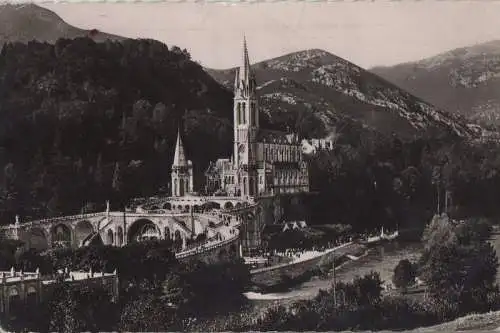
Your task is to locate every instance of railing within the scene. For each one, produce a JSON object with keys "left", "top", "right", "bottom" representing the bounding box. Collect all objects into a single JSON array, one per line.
[
  {"left": 0, "top": 212, "right": 107, "bottom": 230},
  {"left": 250, "top": 242, "right": 353, "bottom": 274},
  {"left": 83, "top": 216, "right": 112, "bottom": 246},
  {"left": 182, "top": 234, "right": 219, "bottom": 252},
  {"left": 223, "top": 203, "right": 259, "bottom": 214},
  {"left": 2, "top": 204, "right": 257, "bottom": 230},
  {"left": 176, "top": 232, "right": 240, "bottom": 260},
  {"left": 170, "top": 216, "right": 194, "bottom": 236}
]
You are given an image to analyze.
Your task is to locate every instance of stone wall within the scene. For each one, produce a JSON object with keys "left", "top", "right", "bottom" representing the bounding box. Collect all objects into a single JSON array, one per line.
[
  {"left": 250, "top": 243, "right": 367, "bottom": 288},
  {"left": 177, "top": 236, "right": 240, "bottom": 265}
]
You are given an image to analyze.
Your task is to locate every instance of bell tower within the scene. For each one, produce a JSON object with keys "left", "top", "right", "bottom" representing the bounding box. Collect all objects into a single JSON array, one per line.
[
  {"left": 171, "top": 126, "right": 193, "bottom": 197},
  {"left": 233, "top": 36, "right": 259, "bottom": 198}
]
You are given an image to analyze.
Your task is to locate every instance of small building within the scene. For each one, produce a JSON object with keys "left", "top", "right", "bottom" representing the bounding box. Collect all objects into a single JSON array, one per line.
[
  {"left": 0, "top": 268, "right": 119, "bottom": 319},
  {"left": 301, "top": 138, "right": 334, "bottom": 155}
]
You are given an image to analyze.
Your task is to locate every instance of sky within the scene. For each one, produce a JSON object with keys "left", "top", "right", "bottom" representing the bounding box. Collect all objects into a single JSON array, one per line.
[{"left": 41, "top": 1, "right": 500, "bottom": 70}]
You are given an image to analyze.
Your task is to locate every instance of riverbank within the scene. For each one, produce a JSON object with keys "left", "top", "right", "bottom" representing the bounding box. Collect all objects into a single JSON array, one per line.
[
  {"left": 246, "top": 240, "right": 423, "bottom": 307},
  {"left": 249, "top": 242, "right": 367, "bottom": 291}
]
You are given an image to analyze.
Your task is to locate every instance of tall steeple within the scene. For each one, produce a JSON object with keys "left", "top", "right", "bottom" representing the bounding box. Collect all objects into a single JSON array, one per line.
[
  {"left": 171, "top": 124, "right": 194, "bottom": 197},
  {"left": 232, "top": 36, "right": 259, "bottom": 198},
  {"left": 240, "top": 35, "right": 251, "bottom": 87},
  {"left": 172, "top": 126, "right": 187, "bottom": 167},
  {"left": 234, "top": 35, "right": 255, "bottom": 98}
]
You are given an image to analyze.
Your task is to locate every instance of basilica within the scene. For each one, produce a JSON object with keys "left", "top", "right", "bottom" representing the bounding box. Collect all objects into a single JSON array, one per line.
[{"left": 171, "top": 38, "right": 309, "bottom": 199}]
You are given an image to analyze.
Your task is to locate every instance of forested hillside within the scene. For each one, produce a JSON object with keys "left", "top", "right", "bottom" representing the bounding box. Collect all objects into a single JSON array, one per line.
[
  {"left": 0, "top": 38, "right": 236, "bottom": 222},
  {"left": 2, "top": 37, "right": 500, "bottom": 233}
]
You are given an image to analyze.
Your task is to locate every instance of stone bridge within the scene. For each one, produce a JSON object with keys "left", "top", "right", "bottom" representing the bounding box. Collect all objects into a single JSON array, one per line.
[
  {"left": 142, "top": 195, "right": 252, "bottom": 212},
  {"left": 0, "top": 201, "right": 264, "bottom": 261}
]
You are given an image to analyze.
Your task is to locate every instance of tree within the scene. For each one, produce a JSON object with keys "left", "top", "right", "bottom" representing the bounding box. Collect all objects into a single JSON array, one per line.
[
  {"left": 419, "top": 215, "right": 499, "bottom": 316},
  {"left": 393, "top": 259, "right": 416, "bottom": 292},
  {"left": 421, "top": 214, "right": 457, "bottom": 252},
  {"left": 160, "top": 272, "right": 194, "bottom": 312},
  {"left": 118, "top": 292, "right": 176, "bottom": 331}
]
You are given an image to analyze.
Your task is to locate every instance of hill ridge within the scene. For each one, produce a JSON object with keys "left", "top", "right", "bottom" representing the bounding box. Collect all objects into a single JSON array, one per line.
[
  {"left": 0, "top": 3, "right": 124, "bottom": 45},
  {"left": 371, "top": 39, "right": 500, "bottom": 128},
  {"left": 206, "top": 48, "right": 479, "bottom": 141}
]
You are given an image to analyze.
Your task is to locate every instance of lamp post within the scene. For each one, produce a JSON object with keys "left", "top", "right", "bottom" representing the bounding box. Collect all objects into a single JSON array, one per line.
[{"left": 333, "top": 248, "right": 337, "bottom": 308}]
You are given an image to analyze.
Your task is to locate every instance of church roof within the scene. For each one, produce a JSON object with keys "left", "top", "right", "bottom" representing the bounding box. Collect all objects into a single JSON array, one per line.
[
  {"left": 257, "top": 129, "right": 299, "bottom": 145},
  {"left": 204, "top": 161, "right": 219, "bottom": 176},
  {"left": 172, "top": 128, "right": 187, "bottom": 167}
]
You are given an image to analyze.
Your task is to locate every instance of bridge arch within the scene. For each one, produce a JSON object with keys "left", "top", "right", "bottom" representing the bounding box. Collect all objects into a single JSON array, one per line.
[
  {"left": 224, "top": 202, "right": 234, "bottom": 210},
  {"left": 117, "top": 227, "right": 124, "bottom": 246},
  {"left": 141, "top": 224, "right": 161, "bottom": 241},
  {"left": 127, "top": 219, "right": 160, "bottom": 243},
  {"left": 164, "top": 226, "right": 171, "bottom": 240},
  {"left": 75, "top": 220, "right": 94, "bottom": 247},
  {"left": 24, "top": 227, "right": 49, "bottom": 251},
  {"left": 26, "top": 286, "right": 37, "bottom": 307},
  {"left": 51, "top": 224, "right": 72, "bottom": 248},
  {"left": 107, "top": 229, "right": 114, "bottom": 245},
  {"left": 9, "top": 287, "right": 21, "bottom": 313},
  {"left": 172, "top": 229, "right": 183, "bottom": 251}
]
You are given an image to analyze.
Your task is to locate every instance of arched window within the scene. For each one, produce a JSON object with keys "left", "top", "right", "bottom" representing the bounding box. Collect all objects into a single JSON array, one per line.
[
  {"left": 27, "top": 286, "right": 37, "bottom": 308},
  {"left": 117, "top": 227, "right": 124, "bottom": 246},
  {"left": 107, "top": 229, "right": 114, "bottom": 245},
  {"left": 236, "top": 103, "right": 241, "bottom": 124},
  {"left": 242, "top": 103, "right": 246, "bottom": 124},
  {"left": 173, "top": 179, "right": 177, "bottom": 196},
  {"left": 179, "top": 178, "right": 184, "bottom": 196},
  {"left": 9, "top": 287, "right": 21, "bottom": 315},
  {"left": 253, "top": 103, "right": 258, "bottom": 125}
]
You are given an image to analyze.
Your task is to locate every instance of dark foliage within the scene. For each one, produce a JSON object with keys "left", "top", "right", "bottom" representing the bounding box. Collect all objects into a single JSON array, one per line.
[
  {"left": 0, "top": 37, "right": 233, "bottom": 221},
  {"left": 307, "top": 134, "right": 500, "bottom": 233},
  {"left": 6, "top": 279, "right": 118, "bottom": 333},
  {"left": 420, "top": 215, "right": 500, "bottom": 318},
  {"left": 393, "top": 259, "right": 416, "bottom": 291}
]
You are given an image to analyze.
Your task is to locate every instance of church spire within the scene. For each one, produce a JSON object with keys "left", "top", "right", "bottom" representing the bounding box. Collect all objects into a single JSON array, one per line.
[
  {"left": 172, "top": 126, "right": 187, "bottom": 167},
  {"left": 240, "top": 35, "right": 251, "bottom": 84},
  {"left": 234, "top": 35, "right": 255, "bottom": 97}
]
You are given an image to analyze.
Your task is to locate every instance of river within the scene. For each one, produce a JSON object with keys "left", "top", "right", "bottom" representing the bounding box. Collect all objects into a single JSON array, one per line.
[
  {"left": 247, "top": 229, "right": 500, "bottom": 310},
  {"left": 247, "top": 240, "right": 424, "bottom": 308}
]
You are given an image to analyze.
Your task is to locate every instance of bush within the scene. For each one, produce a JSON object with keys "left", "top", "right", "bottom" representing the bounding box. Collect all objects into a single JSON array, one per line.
[{"left": 393, "top": 259, "right": 416, "bottom": 291}]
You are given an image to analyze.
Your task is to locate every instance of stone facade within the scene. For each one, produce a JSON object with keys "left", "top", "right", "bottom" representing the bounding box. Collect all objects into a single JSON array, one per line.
[{"left": 0, "top": 268, "right": 118, "bottom": 319}]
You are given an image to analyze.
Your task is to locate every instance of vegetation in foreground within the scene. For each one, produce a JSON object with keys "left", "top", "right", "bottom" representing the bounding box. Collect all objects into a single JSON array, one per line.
[
  {"left": 187, "top": 215, "right": 500, "bottom": 332},
  {"left": 0, "top": 240, "right": 250, "bottom": 332},
  {"left": 2, "top": 214, "right": 498, "bottom": 332}
]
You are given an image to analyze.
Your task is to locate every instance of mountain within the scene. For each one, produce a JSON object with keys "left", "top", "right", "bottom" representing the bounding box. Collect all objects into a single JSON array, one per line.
[
  {"left": 206, "top": 49, "right": 479, "bottom": 142},
  {"left": 371, "top": 40, "right": 500, "bottom": 128},
  {"left": 0, "top": 4, "right": 124, "bottom": 45}
]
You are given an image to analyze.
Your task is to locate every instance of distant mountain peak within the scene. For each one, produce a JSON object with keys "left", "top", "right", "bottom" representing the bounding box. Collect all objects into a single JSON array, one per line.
[
  {"left": 371, "top": 39, "right": 500, "bottom": 130},
  {"left": 207, "top": 48, "right": 478, "bottom": 141},
  {"left": 0, "top": 3, "right": 124, "bottom": 45}
]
